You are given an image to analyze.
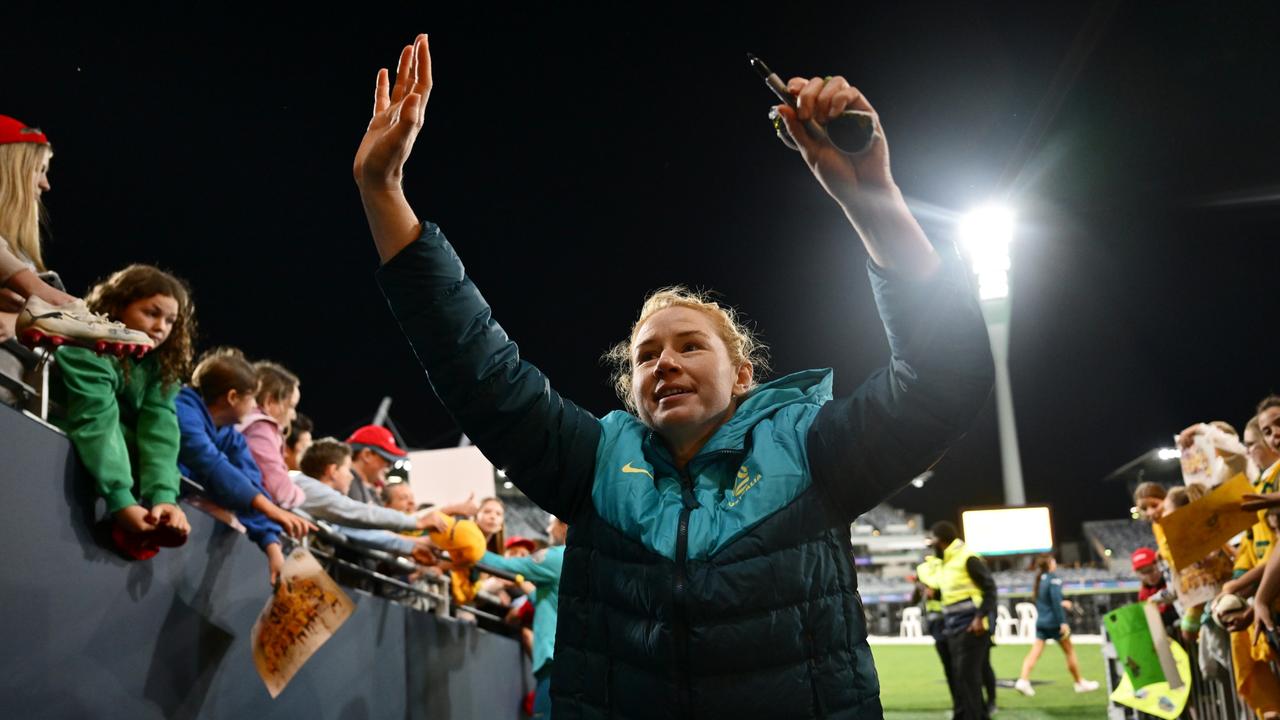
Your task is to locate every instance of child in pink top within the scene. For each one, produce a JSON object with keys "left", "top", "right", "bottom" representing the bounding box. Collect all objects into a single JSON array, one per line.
[{"left": 236, "top": 360, "right": 305, "bottom": 509}]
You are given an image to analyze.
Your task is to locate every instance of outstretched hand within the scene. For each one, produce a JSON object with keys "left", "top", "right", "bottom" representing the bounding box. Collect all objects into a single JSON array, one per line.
[
  {"left": 774, "top": 76, "right": 893, "bottom": 207},
  {"left": 354, "top": 34, "right": 432, "bottom": 191},
  {"left": 1242, "top": 493, "right": 1280, "bottom": 512}
]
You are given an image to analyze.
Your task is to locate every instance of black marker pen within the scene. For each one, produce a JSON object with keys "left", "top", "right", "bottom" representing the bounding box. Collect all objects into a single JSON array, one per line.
[{"left": 747, "top": 53, "right": 874, "bottom": 154}]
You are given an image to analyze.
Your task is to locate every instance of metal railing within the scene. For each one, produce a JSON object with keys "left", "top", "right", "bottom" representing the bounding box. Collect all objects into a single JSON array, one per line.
[{"left": 303, "top": 519, "right": 453, "bottom": 615}]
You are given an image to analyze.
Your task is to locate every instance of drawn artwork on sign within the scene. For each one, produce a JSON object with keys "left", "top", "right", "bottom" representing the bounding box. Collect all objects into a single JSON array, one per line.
[{"left": 251, "top": 547, "right": 355, "bottom": 698}]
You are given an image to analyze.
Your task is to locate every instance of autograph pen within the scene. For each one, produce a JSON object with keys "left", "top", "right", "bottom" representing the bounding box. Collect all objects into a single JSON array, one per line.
[{"left": 747, "top": 53, "right": 874, "bottom": 154}]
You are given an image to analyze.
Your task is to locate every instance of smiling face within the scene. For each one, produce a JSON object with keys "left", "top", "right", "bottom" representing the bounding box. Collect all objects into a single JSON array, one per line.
[
  {"left": 1245, "top": 425, "right": 1279, "bottom": 473},
  {"left": 630, "top": 306, "right": 752, "bottom": 453},
  {"left": 1260, "top": 406, "right": 1280, "bottom": 456}
]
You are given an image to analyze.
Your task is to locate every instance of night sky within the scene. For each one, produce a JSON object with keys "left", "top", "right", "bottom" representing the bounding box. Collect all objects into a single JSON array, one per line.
[{"left": 10, "top": 5, "right": 1280, "bottom": 543}]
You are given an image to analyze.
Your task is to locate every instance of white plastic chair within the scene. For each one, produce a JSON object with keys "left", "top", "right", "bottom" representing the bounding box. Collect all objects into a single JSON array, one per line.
[
  {"left": 900, "top": 607, "right": 923, "bottom": 638},
  {"left": 995, "top": 604, "right": 1019, "bottom": 640},
  {"left": 1015, "top": 602, "right": 1038, "bottom": 638}
]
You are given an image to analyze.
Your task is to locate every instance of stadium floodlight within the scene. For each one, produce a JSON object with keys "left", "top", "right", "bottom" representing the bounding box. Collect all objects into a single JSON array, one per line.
[
  {"left": 959, "top": 205, "right": 1015, "bottom": 301},
  {"left": 961, "top": 203, "right": 1023, "bottom": 505},
  {"left": 1157, "top": 448, "right": 1180, "bottom": 460}
]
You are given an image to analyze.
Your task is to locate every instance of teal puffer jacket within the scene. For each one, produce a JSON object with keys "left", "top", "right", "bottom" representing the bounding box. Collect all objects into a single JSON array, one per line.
[{"left": 378, "top": 222, "right": 993, "bottom": 719}]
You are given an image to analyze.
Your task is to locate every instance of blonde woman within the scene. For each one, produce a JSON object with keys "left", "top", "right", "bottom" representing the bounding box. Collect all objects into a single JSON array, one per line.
[
  {"left": 0, "top": 114, "right": 150, "bottom": 353},
  {"left": 357, "top": 35, "right": 993, "bottom": 716}
]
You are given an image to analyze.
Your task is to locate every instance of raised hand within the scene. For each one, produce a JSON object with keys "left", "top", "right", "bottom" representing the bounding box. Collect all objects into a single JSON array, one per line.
[
  {"left": 354, "top": 34, "right": 432, "bottom": 191},
  {"left": 269, "top": 506, "right": 317, "bottom": 539},
  {"left": 774, "top": 76, "right": 892, "bottom": 206},
  {"left": 773, "top": 76, "right": 938, "bottom": 278}
]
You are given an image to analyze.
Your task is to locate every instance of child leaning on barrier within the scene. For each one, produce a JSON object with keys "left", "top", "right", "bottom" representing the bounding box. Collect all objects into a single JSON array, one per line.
[
  {"left": 290, "top": 437, "right": 454, "bottom": 559},
  {"left": 175, "top": 347, "right": 315, "bottom": 584},
  {"left": 55, "top": 265, "right": 197, "bottom": 558},
  {"left": 236, "top": 360, "right": 306, "bottom": 510}
]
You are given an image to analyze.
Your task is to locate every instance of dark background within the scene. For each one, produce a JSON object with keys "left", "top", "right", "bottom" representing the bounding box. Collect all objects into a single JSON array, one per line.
[{"left": 8, "top": 3, "right": 1279, "bottom": 542}]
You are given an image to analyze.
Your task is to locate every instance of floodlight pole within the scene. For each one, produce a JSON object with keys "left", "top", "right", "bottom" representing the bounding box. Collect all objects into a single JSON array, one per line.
[{"left": 982, "top": 295, "right": 1026, "bottom": 506}]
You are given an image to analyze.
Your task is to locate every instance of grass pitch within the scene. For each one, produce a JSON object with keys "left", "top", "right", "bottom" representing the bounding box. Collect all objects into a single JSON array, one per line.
[{"left": 874, "top": 641, "right": 1109, "bottom": 719}]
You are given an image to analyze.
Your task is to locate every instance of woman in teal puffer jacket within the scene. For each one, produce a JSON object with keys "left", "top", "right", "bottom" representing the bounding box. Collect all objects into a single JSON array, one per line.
[{"left": 356, "top": 35, "right": 994, "bottom": 719}]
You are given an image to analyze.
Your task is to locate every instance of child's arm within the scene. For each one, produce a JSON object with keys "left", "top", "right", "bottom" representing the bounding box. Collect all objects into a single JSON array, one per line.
[
  {"left": 135, "top": 371, "right": 185, "bottom": 526},
  {"left": 480, "top": 547, "right": 564, "bottom": 586},
  {"left": 296, "top": 476, "right": 418, "bottom": 530},
  {"left": 57, "top": 348, "right": 139, "bottom": 515},
  {"left": 225, "top": 438, "right": 315, "bottom": 539}
]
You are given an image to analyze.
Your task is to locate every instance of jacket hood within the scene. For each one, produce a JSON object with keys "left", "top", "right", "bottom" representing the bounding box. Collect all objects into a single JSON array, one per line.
[{"left": 697, "top": 368, "right": 833, "bottom": 455}]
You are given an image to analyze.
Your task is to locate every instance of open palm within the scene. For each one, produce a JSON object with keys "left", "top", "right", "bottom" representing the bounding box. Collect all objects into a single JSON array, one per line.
[{"left": 354, "top": 34, "right": 432, "bottom": 190}]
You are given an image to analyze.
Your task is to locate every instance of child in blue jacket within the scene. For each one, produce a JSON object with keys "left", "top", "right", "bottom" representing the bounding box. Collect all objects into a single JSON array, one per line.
[{"left": 176, "top": 347, "right": 314, "bottom": 583}]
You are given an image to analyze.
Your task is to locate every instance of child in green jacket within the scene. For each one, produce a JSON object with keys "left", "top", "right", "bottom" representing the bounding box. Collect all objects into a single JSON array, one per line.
[{"left": 57, "top": 264, "right": 197, "bottom": 558}]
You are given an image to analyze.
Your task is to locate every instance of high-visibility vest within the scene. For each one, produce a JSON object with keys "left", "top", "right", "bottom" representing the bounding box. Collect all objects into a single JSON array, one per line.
[
  {"left": 916, "top": 557, "right": 944, "bottom": 613},
  {"left": 939, "top": 539, "right": 984, "bottom": 608}
]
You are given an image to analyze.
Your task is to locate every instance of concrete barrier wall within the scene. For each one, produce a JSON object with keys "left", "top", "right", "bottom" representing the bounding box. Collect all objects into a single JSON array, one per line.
[{"left": 0, "top": 405, "right": 529, "bottom": 719}]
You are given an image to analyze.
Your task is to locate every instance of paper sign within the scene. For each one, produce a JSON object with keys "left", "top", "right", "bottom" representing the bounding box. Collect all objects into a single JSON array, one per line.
[
  {"left": 1109, "top": 637, "right": 1191, "bottom": 719},
  {"left": 1105, "top": 603, "right": 1165, "bottom": 689},
  {"left": 1155, "top": 473, "right": 1256, "bottom": 571},
  {"left": 1180, "top": 426, "right": 1248, "bottom": 488},
  {"left": 1144, "top": 603, "right": 1183, "bottom": 691},
  {"left": 251, "top": 547, "right": 354, "bottom": 698}
]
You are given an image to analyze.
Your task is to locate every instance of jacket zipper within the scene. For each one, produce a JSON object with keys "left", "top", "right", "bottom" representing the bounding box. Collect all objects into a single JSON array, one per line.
[
  {"left": 674, "top": 467, "right": 698, "bottom": 716},
  {"left": 654, "top": 441, "right": 740, "bottom": 717}
]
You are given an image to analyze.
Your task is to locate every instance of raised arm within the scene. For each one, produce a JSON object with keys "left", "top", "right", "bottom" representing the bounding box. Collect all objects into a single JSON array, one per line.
[
  {"left": 775, "top": 77, "right": 938, "bottom": 279},
  {"left": 779, "top": 80, "right": 994, "bottom": 521},
  {"left": 355, "top": 36, "right": 600, "bottom": 522}
]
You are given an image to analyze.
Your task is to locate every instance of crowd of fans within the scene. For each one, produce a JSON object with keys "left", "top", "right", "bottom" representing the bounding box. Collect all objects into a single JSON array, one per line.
[
  {"left": 12, "top": 102, "right": 1280, "bottom": 717},
  {"left": 1127, "top": 398, "right": 1280, "bottom": 718},
  {"left": 0, "top": 114, "right": 557, "bottom": 685}
]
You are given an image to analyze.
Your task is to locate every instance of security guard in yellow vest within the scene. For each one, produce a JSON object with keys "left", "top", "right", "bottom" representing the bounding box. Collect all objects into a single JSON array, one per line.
[
  {"left": 913, "top": 555, "right": 958, "bottom": 709},
  {"left": 928, "top": 521, "right": 998, "bottom": 720}
]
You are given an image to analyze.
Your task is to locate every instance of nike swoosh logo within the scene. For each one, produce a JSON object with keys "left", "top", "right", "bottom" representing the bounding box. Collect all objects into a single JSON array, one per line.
[{"left": 621, "top": 463, "right": 654, "bottom": 480}]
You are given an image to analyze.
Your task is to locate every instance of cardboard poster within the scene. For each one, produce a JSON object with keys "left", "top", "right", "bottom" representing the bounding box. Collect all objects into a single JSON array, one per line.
[
  {"left": 1155, "top": 473, "right": 1255, "bottom": 571},
  {"left": 251, "top": 547, "right": 354, "bottom": 698},
  {"left": 1108, "top": 636, "right": 1191, "bottom": 719},
  {"left": 1104, "top": 603, "right": 1166, "bottom": 689}
]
